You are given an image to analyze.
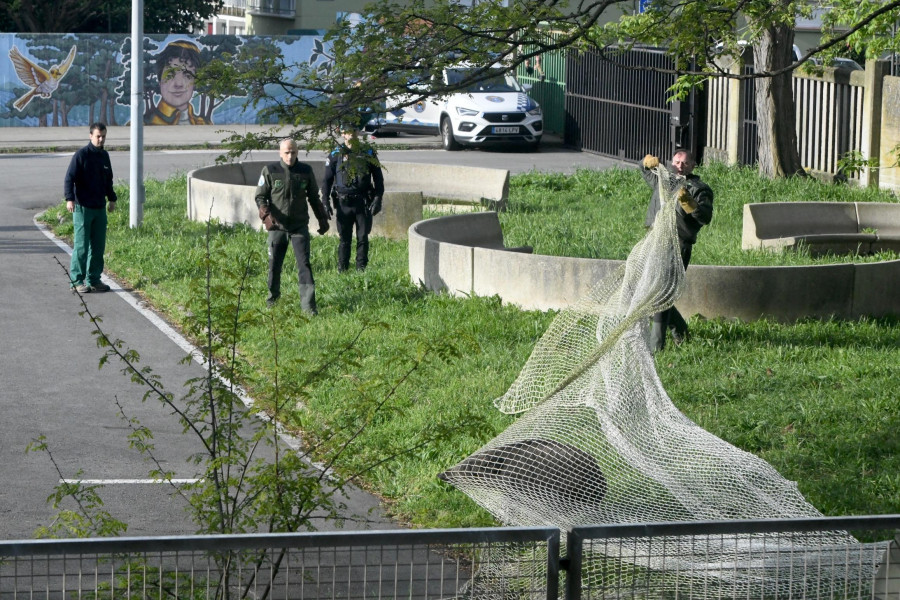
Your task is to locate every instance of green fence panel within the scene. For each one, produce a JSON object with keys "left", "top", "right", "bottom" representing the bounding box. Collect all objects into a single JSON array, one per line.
[{"left": 517, "top": 34, "right": 567, "bottom": 136}]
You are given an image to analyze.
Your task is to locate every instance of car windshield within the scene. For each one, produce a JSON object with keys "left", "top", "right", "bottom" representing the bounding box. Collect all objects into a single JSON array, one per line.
[{"left": 445, "top": 68, "right": 523, "bottom": 93}]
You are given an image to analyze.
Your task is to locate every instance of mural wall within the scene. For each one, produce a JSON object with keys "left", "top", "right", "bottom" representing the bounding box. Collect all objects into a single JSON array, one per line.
[{"left": 0, "top": 33, "right": 331, "bottom": 127}]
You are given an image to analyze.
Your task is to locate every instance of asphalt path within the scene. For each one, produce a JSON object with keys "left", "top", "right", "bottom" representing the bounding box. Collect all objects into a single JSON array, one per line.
[{"left": 0, "top": 143, "right": 617, "bottom": 541}]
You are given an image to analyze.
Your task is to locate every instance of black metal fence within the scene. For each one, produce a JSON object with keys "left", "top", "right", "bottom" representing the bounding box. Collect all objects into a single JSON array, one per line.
[
  {"left": 4, "top": 516, "right": 899, "bottom": 599},
  {"left": 740, "top": 63, "right": 759, "bottom": 166},
  {"left": 563, "top": 47, "right": 705, "bottom": 163}
]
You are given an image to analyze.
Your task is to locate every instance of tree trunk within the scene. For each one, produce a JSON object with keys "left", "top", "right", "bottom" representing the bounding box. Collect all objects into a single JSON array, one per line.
[
  {"left": 99, "top": 89, "right": 109, "bottom": 124},
  {"left": 107, "top": 96, "right": 118, "bottom": 126},
  {"left": 752, "top": 22, "right": 807, "bottom": 178}
]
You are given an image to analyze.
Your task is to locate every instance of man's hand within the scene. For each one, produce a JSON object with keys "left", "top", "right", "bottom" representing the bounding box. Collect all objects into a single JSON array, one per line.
[
  {"left": 324, "top": 204, "right": 334, "bottom": 220},
  {"left": 66, "top": 200, "right": 74, "bottom": 213},
  {"left": 317, "top": 220, "right": 330, "bottom": 235},
  {"left": 677, "top": 187, "right": 698, "bottom": 214},
  {"left": 258, "top": 203, "right": 281, "bottom": 230},
  {"left": 108, "top": 201, "right": 116, "bottom": 213},
  {"left": 370, "top": 196, "right": 382, "bottom": 216},
  {"left": 642, "top": 154, "right": 660, "bottom": 169},
  {"left": 263, "top": 214, "right": 280, "bottom": 231}
]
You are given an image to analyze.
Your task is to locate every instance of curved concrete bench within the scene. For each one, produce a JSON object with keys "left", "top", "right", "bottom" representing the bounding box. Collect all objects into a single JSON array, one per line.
[
  {"left": 409, "top": 211, "right": 900, "bottom": 321},
  {"left": 742, "top": 202, "right": 900, "bottom": 256},
  {"left": 186, "top": 160, "right": 510, "bottom": 239}
]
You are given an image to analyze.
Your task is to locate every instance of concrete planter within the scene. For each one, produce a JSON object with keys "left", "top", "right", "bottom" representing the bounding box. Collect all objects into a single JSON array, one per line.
[
  {"left": 186, "top": 160, "right": 510, "bottom": 239},
  {"left": 410, "top": 211, "right": 900, "bottom": 322}
]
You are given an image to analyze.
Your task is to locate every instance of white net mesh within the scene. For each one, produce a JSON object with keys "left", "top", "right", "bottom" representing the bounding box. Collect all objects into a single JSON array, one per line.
[{"left": 439, "top": 166, "right": 881, "bottom": 598}]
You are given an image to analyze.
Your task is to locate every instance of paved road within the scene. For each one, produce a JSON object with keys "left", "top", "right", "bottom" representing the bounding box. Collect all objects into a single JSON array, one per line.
[{"left": 0, "top": 129, "right": 618, "bottom": 541}]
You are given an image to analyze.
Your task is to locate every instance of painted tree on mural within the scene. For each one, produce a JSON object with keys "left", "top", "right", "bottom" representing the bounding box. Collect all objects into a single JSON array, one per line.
[
  {"left": 198, "top": 36, "right": 311, "bottom": 126},
  {"left": 116, "top": 36, "right": 162, "bottom": 122},
  {"left": 0, "top": 0, "right": 224, "bottom": 35},
  {"left": 195, "top": 35, "right": 245, "bottom": 123},
  {"left": 92, "top": 37, "right": 127, "bottom": 125},
  {"left": 211, "top": 0, "right": 900, "bottom": 178},
  {"left": 2, "top": 34, "right": 126, "bottom": 127},
  {"left": 61, "top": 36, "right": 124, "bottom": 126}
]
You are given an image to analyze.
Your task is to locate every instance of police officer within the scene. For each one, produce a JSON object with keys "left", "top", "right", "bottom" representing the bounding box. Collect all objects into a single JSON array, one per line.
[
  {"left": 255, "top": 138, "right": 330, "bottom": 314},
  {"left": 641, "top": 149, "right": 713, "bottom": 352},
  {"left": 322, "top": 124, "right": 385, "bottom": 272}
]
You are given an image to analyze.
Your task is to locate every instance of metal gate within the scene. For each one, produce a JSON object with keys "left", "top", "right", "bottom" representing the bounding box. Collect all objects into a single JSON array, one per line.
[
  {"left": 517, "top": 31, "right": 567, "bottom": 135},
  {"left": 739, "top": 64, "right": 759, "bottom": 165},
  {"left": 564, "top": 47, "right": 705, "bottom": 163}
]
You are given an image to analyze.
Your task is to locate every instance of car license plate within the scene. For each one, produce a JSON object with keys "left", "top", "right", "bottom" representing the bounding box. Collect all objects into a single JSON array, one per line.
[{"left": 492, "top": 126, "right": 519, "bottom": 134}]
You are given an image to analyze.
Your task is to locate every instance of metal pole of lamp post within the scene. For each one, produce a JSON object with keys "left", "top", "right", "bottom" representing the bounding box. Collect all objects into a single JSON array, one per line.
[{"left": 129, "top": 0, "right": 144, "bottom": 228}]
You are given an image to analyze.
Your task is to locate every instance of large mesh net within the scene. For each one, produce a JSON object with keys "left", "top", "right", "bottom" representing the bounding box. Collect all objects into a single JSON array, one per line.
[{"left": 439, "top": 166, "right": 883, "bottom": 598}]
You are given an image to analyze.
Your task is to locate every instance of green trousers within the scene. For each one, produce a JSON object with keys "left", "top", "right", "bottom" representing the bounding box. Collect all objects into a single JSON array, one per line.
[{"left": 70, "top": 205, "right": 108, "bottom": 286}]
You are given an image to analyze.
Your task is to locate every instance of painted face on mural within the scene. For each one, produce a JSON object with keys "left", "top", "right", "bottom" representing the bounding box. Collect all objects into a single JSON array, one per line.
[{"left": 159, "top": 58, "right": 196, "bottom": 112}]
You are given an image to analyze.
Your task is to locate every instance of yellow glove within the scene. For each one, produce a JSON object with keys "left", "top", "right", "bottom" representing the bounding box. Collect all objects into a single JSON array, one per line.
[
  {"left": 642, "top": 154, "right": 660, "bottom": 169},
  {"left": 677, "top": 187, "right": 698, "bottom": 214}
]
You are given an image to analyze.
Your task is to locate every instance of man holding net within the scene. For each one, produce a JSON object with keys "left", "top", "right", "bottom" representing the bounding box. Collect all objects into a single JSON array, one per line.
[{"left": 641, "top": 149, "right": 714, "bottom": 352}]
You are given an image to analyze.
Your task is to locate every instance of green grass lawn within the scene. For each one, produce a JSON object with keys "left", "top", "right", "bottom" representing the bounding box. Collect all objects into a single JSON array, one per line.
[
  {"left": 40, "top": 165, "right": 900, "bottom": 530},
  {"left": 499, "top": 163, "right": 900, "bottom": 265}
]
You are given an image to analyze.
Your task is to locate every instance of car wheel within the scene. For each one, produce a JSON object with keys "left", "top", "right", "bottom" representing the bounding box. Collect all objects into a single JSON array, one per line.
[{"left": 441, "top": 118, "right": 460, "bottom": 151}]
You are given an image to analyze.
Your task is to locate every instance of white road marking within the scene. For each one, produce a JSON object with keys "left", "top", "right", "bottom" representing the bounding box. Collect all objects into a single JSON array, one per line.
[{"left": 60, "top": 478, "right": 201, "bottom": 485}]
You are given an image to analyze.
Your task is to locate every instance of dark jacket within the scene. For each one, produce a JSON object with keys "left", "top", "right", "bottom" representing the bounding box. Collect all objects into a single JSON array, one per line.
[
  {"left": 322, "top": 144, "right": 385, "bottom": 209},
  {"left": 64, "top": 143, "right": 117, "bottom": 209},
  {"left": 255, "top": 160, "right": 328, "bottom": 232},
  {"left": 641, "top": 166, "right": 713, "bottom": 245}
]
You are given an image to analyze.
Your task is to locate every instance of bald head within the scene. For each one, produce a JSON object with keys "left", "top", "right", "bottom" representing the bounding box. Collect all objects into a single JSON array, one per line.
[
  {"left": 279, "top": 139, "right": 298, "bottom": 166},
  {"left": 671, "top": 149, "right": 695, "bottom": 176}
]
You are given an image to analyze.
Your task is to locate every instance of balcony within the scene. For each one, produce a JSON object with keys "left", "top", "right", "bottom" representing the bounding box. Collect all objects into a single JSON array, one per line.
[
  {"left": 220, "top": 0, "right": 246, "bottom": 17},
  {"left": 246, "top": 0, "right": 295, "bottom": 18}
]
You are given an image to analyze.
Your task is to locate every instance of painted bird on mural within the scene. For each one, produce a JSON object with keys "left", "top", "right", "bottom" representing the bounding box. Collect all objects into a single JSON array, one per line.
[{"left": 8, "top": 45, "right": 77, "bottom": 111}]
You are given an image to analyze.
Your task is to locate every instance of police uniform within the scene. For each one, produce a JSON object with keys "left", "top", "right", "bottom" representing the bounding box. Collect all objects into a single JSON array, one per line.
[
  {"left": 255, "top": 159, "right": 329, "bottom": 313},
  {"left": 641, "top": 161, "right": 714, "bottom": 351},
  {"left": 321, "top": 142, "right": 385, "bottom": 271}
]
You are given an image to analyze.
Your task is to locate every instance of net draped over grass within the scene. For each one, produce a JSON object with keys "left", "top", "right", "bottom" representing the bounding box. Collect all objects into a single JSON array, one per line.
[{"left": 39, "top": 165, "right": 900, "bottom": 530}]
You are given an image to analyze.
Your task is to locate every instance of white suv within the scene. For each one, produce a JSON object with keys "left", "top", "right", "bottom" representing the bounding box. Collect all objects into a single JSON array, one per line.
[{"left": 366, "top": 66, "right": 543, "bottom": 151}]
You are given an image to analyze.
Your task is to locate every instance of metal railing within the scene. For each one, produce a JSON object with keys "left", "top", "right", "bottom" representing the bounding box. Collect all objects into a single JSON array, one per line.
[
  {"left": 568, "top": 515, "right": 900, "bottom": 600},
  {"left": 246, "top": 0, "right": 295, "bottom": 17},
  {"left": 3, "top": 516, "right": 899, "bottom": 599},
  {"left": 0, "top": 526, "right": 560, "bottom": 599}
]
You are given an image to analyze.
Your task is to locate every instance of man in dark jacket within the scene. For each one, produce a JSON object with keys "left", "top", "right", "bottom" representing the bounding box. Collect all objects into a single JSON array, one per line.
[
  {"left": 641, "top": 149, "right": 714, "bottom": 352},
  {"left": 64, "top": 122, "right": 117, "bottom": 293},
  {"left": 255, "top": 138, "right": 330, "bottom": 314},
  {"left": 321, "top": 125, "right": 385, "bottom": 272}
]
